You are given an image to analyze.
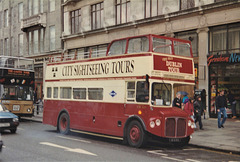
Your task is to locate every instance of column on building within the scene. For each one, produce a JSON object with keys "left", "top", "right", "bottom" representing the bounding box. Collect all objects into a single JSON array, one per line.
[{"left": 197, "top": 27, "right": 209, "bottom": 118}]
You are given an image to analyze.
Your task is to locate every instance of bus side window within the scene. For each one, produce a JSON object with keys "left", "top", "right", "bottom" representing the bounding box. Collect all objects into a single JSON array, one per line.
[
  {"left": 128, "top": 37, "right": 149, "bottom": 54},
  {"left": 126, "top": 82, "right": 135, "bottom": 102},
  {"left": 136, "top": 81, "right": 149, "bottom": 103},
  {"left": 47, "top": 87, "right": 52, "bottom": 98},
  {"left": 73, "top": 88, "right": 86, "bottom": 100}
]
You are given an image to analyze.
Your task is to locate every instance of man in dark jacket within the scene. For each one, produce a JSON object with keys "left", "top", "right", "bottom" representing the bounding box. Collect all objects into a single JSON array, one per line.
[
  {"left": 194, "top": 96, "right": 205, "bottom": 130},
  {"left": 215, "top": 90, "right": 228, "bottom": 128}
]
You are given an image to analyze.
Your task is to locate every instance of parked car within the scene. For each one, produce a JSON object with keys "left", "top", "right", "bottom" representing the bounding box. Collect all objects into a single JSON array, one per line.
[
  {"left": 0, "top": 134, "right": 3, "bottom": 152},
  {"left": 0, "top": 103, "right": 19, "bottom": 133}
]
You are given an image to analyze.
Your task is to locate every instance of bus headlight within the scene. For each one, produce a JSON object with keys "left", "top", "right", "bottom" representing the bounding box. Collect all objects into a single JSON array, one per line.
[
  {"left": 155, "top": 119, "right": 161, "bottom": 126},
  {"left": 27, "top": 108, "right": 31, "bottom": 112},
  {"left": 188, "top": 120, "right": 192, "bottom": 127},
  {"left": 150, "top": 121, "right": 155, "bottom": 128}
]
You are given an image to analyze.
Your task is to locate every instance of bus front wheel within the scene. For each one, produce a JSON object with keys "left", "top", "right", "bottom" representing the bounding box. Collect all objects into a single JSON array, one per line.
[
  {"left": 58, "top": 113, "right": 70, "bottom": 135},
  {"left": 126, "top": 120, "right": 147, "bottom": 148}
]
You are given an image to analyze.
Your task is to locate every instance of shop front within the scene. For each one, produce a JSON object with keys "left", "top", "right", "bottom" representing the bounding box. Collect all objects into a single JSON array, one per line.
[{"left": 208, "top": 53, "right": 240, "bottom": 118}]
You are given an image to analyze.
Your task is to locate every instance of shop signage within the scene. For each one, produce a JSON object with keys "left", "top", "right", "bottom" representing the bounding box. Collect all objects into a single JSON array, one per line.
[{"left": 207, "top": 53, "right": 240, "bottom": 66}]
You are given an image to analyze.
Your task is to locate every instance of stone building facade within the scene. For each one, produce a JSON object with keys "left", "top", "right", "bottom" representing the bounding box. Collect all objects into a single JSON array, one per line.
[
  {"left": 62, "top": 0, "right": 240, "bottom": 118},
  {"left": 0, "top": 0, "right": 63, "bottom": 99}
]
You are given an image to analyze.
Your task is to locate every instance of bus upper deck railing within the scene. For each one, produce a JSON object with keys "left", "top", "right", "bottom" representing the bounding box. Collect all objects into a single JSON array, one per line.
[{"left": 0, "top": 56, "right": 34, "bottom": 71}]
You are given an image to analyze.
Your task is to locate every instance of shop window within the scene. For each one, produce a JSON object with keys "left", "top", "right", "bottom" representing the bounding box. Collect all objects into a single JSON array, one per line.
[
  {"left": 88, "top": 88, "right": 103, "bottom": 100},
  {"left": 47, "top": 87, "right": 52, "bottom": 98},
  {"left": 60, "top": 87, "right": 71, "bottom": 99},
  {"left": 73, "top": 88, "right": 86, "bottom": 99}
]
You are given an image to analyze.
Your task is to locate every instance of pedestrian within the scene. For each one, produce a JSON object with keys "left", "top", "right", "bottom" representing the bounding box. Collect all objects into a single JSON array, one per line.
[
  {"left": 215, "top": 90, "right": 228, "bottom": 128},
  {"left": 228, "top": 90, "right": 237, "bottom": 119},
  {"left": 201, "top": 89, "right": 207, "bottom": 119},
  {"left": 173, "top": 92, "right": 182, "bottom": 108},
  {"left": 194, "top": 95, "right": 205, "bottom": 130},
  {"left": 184, "top": 98, "right": 196, "bottom": 128}
]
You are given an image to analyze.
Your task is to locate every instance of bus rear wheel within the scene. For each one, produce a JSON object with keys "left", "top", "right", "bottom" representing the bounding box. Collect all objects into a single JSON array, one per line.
[
  {"left": 58, "top": 113, "right": 70, "bottom": 135},
  {"left": 126, "top": 120, "right": 147, "bottom": 148}
]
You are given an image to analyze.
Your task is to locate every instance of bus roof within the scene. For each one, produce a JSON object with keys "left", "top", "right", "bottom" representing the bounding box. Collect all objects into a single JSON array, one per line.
[{"left": 0, "top": 56, "right": 34, "bottom": 71}]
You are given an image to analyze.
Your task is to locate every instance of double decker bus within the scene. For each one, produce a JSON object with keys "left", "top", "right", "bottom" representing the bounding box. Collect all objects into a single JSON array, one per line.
[
  {"left": 43, "top": 34, "right": 195, "bottom": 147},
  {"left": 0, "top": 56, "right": 35, "bottom": 117}
]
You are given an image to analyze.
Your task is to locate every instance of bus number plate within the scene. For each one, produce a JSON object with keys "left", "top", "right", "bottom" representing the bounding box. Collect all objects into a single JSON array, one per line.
[
  {"left": 13, "top": 105, "right": 20, "bottom": 111},
  {"left": 169, "top": 138, "right": 181, "bottom": 142}
]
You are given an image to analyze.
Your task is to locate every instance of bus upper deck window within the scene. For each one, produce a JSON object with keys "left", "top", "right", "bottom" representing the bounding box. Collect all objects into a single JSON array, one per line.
[
  {"left": 128, "top": 37, "right": 149, "bottom": 54},
  {"left": 174, "top": 41, "right": 191, "bottom": 57},
  {"left": 108, "top": 40, "right": 126, "bottom": 56},
  {"left": 152, "top": 37, "right": 172, "bottom": 54}
]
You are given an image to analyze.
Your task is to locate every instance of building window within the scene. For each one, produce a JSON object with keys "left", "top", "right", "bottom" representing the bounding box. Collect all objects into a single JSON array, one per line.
[
  {"left": 29, "top": 0, "right": 32, "bottom": 16},
  {"left": 4, "top": 9, "right": 8, "bottom": 27},
  {"left": 91, "top": 2, "right": 104, "bottom": 30},
  {"left": 33, "top": 30, "right": 39, "bottom": 54},
  {"left": 175, "top": 31, "right": 198, "bottom": 57},
  {"left": 210, "top": 24, "right": 240, "bottom": 55},
  {"left": 180, "top": 0, "right": 195, "bottom": 10},
  {"left": 0, "top": 12, "right": 2, "bottom": 29},
  {"left": 18, "top": 34, "right": 23, "bottom": 56},
  {"left": 0, "top": 39, "right": 3, "bottom": 55},
  {"left": 28, "top": 32, "right": 32, "bottom": 55},
  {"left": 18, "top": 3, "right": 23, "bottom": 22},
  {"left": 49, "top": 0, "right": 55, "bottom": 12},
  {"left": 145, "top": 0, "right": 162, "bottom": 18},
  {"left": 116, "top": 0, "right": 130, "bottom": 25},
  {"left": 71, "top": 9, "right": 81, "bottom": 34},
  {"left": 33, "top": 0, "right": 39, "bottom": 15},
  {"left": 49, "top": 26, "right": 55, "bottom": 51},
  {"left": 4, "top": 38, "right": 9, "bottom": 56},
  {"left": 40, "top": 0, "right": 43, "bottom": 13},
  {"left": 40, "top": 28, "right": 45, "bottom": 52}
]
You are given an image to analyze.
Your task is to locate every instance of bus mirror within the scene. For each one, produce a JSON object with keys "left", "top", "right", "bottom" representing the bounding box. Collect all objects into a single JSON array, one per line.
[{"left": 145, "top": 74, "right": 149, "bottom": 84}]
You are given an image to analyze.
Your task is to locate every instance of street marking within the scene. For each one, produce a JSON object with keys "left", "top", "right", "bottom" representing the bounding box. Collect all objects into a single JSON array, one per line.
[
  {"left": 162, "top": 156, "right": 186, "bottom": 162},
  {"left": 18, "top": 128, "right": 24, "bottom": 130},
  {"left": 40, "top": 142, "right": 97, "bottom": 156},
  {"left": 57, "top": 135, "right": 91, "bottom": 143},
  {"left": 147, "top": 150, "right": 167, "bottom": 156},
  {"left": 186, "top": 159, "right": 201, "bottom": 162}
]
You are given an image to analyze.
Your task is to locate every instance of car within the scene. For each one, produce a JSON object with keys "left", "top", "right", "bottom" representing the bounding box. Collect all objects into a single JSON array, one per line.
[
  {"left": 0, "top": 134, "right": 3, "bottom": 152},
  {"left": 0, "top": 103, "right": 19, "bottom": 133}
]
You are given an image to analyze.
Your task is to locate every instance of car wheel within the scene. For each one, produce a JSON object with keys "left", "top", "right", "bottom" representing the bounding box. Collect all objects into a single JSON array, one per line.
[
  {"left": 58, "top": 112, "right": 70, "bottom": 135},
  {"left": 10, "top": 128, "right": 17, "bottom": 134}
]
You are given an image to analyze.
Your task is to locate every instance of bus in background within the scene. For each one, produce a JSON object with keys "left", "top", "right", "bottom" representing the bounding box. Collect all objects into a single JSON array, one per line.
[
  {"left": 43, "top": 34, "right": 195, "bottom": 147},
  {"left": 0, "top": 56, "right": 35, "bottom": 117}
]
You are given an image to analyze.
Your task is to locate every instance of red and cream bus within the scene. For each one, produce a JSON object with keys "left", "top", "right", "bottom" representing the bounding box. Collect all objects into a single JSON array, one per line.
[{"left": 43, "top": 34, "right": 195, "bottom": 147}]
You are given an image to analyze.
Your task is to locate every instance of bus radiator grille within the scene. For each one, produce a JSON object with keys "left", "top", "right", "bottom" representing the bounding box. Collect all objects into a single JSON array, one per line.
[{"left": 165, "top": 118, "right": 186, "bottom": 137}]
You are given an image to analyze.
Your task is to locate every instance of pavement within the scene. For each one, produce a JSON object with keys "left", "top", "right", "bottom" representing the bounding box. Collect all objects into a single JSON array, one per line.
[{"left": 23, "top": 111, "right": 240, "bottom": 155}]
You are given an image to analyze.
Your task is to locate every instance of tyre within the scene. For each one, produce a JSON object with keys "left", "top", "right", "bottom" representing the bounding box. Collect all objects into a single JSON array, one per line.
[
  {"left": 126, "top": 120, "right": 147, "bottom": 148},
  {"left": 10, "top": 128, "right": 17, "bottom": 134},
  {"left": 58, "top": 112, "right": 70, "bottom": 134}
]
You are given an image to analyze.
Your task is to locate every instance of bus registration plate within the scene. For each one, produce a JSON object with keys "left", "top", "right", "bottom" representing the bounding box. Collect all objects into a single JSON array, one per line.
[
  {"left": 13, "top": 105, "right": 20, "bottom": 111},
  {"left": 169, "top": 138, "right": 181, "bottom": 142}
]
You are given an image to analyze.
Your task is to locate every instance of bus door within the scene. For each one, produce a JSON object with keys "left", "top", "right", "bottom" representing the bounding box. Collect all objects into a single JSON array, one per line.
[{"left": 124, "top": 81, "right": 150, "bottom": 115}]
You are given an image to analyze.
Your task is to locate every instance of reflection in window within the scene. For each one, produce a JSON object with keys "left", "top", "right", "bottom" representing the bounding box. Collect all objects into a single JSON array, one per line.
[
  {"left": 151, "top": 83, "right": 171, "bottom": 106},
  {"left": 108, "top": 40, "right": 126, "bottom": 56},
  {"left": 128, "top": 37, "right": 149, "bottom": 53},
  {"left": 60, "top": 87, "right": 71, "bottom": 99},
  {"left": 73, "top": 88, "right": 86, "bottom": 99},
  {"left": 88, "top": 88, "right": 103, "bottom": 100},
  {"left": 152, "top": 37, "right": 172, "bottom": 54},
  {"left": 136, "top": 81, "right": 149, "bottom": 103}
]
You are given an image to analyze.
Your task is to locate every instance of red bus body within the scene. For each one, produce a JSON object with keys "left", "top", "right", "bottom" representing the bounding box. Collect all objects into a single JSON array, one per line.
[{"left": 43, "top": 34, "right": 195, "bottom": 147}]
